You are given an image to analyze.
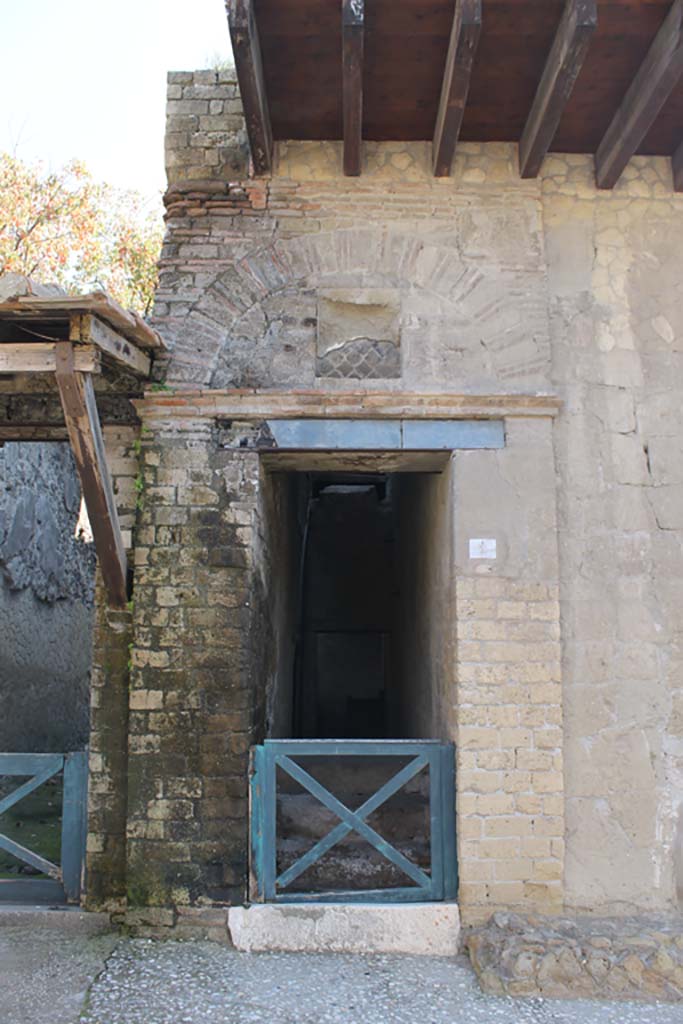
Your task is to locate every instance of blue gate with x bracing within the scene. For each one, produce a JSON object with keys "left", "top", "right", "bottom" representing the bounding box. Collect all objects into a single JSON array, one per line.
[
  {"left": 0, "top": 752, "right": 88, "bottom": 902},
  {"left": 250, "top": 740, "right": 457, "bottom": 903}
]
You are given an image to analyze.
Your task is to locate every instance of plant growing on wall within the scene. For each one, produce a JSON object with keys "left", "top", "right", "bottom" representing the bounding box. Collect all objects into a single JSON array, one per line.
[{"left": 0, "top": 152, "right": 164, "bottom": 314}]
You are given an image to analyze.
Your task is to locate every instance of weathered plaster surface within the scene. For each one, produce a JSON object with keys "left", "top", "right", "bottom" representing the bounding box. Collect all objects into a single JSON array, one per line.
[
  {"left": 541, "top": 155, "right": 683, "bottom": 914},
  {"left": 0, "top": 442, "right": 95, "bottom": 750}
]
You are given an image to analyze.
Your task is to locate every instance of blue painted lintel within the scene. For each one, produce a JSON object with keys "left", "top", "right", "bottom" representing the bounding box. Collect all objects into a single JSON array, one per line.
[
  {"left": 266, "top": 418, "right": 504, "bottom": 451},
  {"left": 402, "top": 419, "right": 504, "bottom": 450}
]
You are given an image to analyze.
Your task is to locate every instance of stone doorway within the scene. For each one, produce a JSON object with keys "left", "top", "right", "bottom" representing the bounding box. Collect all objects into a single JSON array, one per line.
[
  {"left": 258, "top": 462, "right": 456, "bottom": 745},
  {"left": 253, "top": 458, "right": 457, "bottom": 901}
]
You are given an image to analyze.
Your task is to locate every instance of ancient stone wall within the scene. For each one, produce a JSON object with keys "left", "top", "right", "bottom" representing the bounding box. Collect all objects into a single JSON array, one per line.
[
  {"left": 85, "top": 424, "right": 139, "bottom": 909},
  {"left": 117, "top": 71, "right": 683, "bottom": 928},
  {"left": 124, "top": 419, "right": 261, "bottom": 908}
]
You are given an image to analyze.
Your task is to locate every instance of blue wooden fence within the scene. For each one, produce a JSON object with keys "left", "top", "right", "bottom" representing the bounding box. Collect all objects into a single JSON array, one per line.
[
  {"left": 251, "top": 740, "right": 457, "bottom": 903},
  {"left": 0, "top": 752, "right": 88, "bottom": 902}
]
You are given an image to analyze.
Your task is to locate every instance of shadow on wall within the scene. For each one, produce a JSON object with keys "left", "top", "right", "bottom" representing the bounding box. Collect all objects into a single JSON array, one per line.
[{"left": 0, "top": 443, "right": 96, "bottom": 752}]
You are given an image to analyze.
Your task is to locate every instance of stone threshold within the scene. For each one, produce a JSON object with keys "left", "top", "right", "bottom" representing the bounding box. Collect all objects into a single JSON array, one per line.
[{"left": 227, "top": 902, "right": 461, "bottom": 956}]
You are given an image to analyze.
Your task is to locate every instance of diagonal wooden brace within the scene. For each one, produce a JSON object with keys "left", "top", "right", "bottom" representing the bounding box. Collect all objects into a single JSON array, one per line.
[
  {"left": 0, "top": 758, "right": 64, "bottom": 817},
  {"left": 276, "top": 754, "right": 428, "bottom": 889},
  {"left": 276, "top": 754, "right": 432, "bottom": 890},
  {"left": 54, "top": 342, "right": 128, "bottom": 608}
]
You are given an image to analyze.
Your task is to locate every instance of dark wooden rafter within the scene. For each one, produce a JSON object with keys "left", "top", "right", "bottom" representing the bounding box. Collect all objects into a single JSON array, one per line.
[
  {"left": 432, "top": 0, "right": 482, "bottom": 177},
  {"left": 519, "top": 0, "right": 597, "bottom": 179},
  {"left": 227, "top": 0, "right": 273, "bottom": 175},
  {"left": 342, "top": 0, "right": 365, "bottom": 176},
  {"left": 673, "top": 138, "right": 683, "bottom": 191},
  {"left": 596, "top": 0, "right": 683, "bottom": 189},
  {"left": 54, "top": 342, "right": 128, "bottom": 608}
]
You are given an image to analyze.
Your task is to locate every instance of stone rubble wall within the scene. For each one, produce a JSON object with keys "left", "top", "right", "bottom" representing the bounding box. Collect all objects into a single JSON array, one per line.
[{"left": 467, "top": 912, "right": 683, "bottom": 1001}]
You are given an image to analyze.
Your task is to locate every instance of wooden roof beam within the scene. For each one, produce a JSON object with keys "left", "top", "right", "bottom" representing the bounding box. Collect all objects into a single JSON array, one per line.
[
  {"left": 342, "top": 0, "right": 364, "bottom": 176},
  {"left": 227, "top": 0, "right": 273, "bottom": 175},
  {"left": 596, "top": 0, "right": 683, "bottom": 190},
  {"left": 55, "top": 343, "right": 128, "bottom": 608},
  {"left": 673, "top": 139, "right": 683, "bottom": 191},
  {"left": 70, "top": 314, "right": 151, "bottom": 376},
  {"left": 519, "top": 0, "right": 597, "bottom": 179},
  {"left": 433, "top": 0, "right": 482, "bottom": 178},
  {"left": 0, "top": 343, "right": 101, "bottom": 374}
]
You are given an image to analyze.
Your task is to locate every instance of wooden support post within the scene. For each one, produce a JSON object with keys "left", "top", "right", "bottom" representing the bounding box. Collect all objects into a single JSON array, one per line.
[
  {"left": 342, "top": 0, "right": 365, "bottom": 177},
  {"left": 519, "top": 0, "right": 597, "bottom": 178},
  {"left": 432, "top": 0, "right": 482, "bottom": 177},
  {"left": 673, "top": 138, "right": 683, "bottom": 191},
  {"left": 596, "top": 0, "right": 683, "bottom": 189},
  {"left": 227, "top": 0, "right": 273, "bottom": 175},
  {"left": 54, "top": 342, "right": 128, "bottom": 608}
]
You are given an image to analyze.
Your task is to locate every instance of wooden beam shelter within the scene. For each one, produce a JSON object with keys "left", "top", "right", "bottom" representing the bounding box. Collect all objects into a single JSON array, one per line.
[
  {"left": 227, "top": 0, "right": 273, "bottom": 175},
  {"left": 432, "top": 0, "right": 482, "bottom": 178},
  {"left": 0, "top": 279, "right": 162, "bottom": 606},
  {"left": 0, "top": 291, "right": 164, "bottom": 349},
  {"left": 54, "top": 343, "right": 128, "bottom": 608},
  {"left": 342, "top": 0, "right": 365, "bottom": 177},
  {"left": 519, "top": 0, "right": 597, "bottom": 179},
  {"left": 596, "top": 0, "right": 683, "bottom": 190}
]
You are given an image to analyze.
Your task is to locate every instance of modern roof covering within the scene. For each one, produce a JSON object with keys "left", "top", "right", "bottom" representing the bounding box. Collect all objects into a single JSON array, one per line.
[
  {"left": 227, "top": 0, "right": 683, "bottom": 186},
  {"left": 0, "top": 285, "right": 165, "bottom": 353}
]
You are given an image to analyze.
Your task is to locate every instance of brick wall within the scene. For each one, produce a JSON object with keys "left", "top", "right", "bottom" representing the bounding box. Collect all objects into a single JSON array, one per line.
[
  {"left": 124, "top": 421, "right": 262, "bottom": 907},
  {"left": 86, "top": 426, "right": 139, "bottom": 908}
]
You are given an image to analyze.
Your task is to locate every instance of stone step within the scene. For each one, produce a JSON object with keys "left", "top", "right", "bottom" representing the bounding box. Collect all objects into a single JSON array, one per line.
[{"left": 228, "top": 902, "right": 461, "bottom": 955}]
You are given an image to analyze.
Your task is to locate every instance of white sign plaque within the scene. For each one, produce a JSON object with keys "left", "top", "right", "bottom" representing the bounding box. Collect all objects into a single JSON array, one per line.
[{"left": 469, "top": 538, "right": 497, "bottom": 560}]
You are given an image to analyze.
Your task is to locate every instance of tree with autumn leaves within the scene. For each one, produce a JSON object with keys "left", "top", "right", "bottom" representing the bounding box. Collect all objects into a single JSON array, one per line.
[{"left": 0, "top": 152, "right": 164, "bottom": 315}]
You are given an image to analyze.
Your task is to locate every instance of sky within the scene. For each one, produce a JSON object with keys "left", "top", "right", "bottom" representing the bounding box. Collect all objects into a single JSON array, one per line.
[{"left": 0, "top": 0, "right": 232, "bottom": 202}]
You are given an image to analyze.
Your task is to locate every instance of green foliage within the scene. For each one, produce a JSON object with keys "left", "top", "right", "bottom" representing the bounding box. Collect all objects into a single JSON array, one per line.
[
  {"left": 0, "top": 151, "right": 164, "bottom": 315},
  {"left": 206, "top": 52, "right": 234, "bottom": 73},
  {"left": 134, "top": 472, "right": 145, "bottom": 512}
]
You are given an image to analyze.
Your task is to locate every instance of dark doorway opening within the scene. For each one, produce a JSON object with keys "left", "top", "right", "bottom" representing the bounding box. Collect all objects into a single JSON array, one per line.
[
  {"left": 258, "top": 462, "right": 455, "bottom": 743},
  {"left": 297, "top": 474, "right": 394, "bottom": 739}
]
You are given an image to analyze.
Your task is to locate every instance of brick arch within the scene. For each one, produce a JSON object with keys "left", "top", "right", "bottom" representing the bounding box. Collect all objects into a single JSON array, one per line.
[{"left": 167, "top": 226, "right": 550, "bottom": 389}]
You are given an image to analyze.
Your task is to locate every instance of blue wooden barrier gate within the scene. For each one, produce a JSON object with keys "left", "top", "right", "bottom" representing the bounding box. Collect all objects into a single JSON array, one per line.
[
  {"left": 250, "top": 740, "right": 457, "bottom": 903},
  {"left": 0, "top": 752, "right": 88, "bottom": 902}
]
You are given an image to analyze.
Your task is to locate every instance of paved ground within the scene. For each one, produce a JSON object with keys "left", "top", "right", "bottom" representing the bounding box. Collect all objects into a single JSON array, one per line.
[{"left": 3, "top": 924, "right": 683, "bottom": 1023}]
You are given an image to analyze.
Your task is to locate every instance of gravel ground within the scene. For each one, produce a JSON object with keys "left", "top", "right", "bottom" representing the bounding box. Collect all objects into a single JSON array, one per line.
[
  {"left": 0, "top": 924, "right": 117, "bottom": 1024},
  {"left": 82, "top": 939, "right": 683, "bottom": 1024},
  {"left": 3, "top": 928, "right": 683, "bottom": 1024}
]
